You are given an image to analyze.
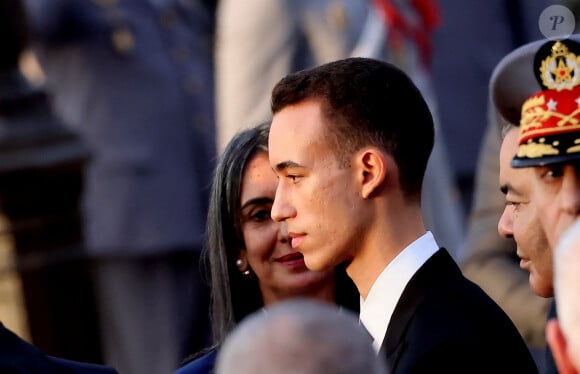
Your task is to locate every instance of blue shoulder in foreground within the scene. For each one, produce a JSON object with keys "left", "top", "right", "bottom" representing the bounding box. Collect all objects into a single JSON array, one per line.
[
  {"left": 174, "top": 349, "right": 218, "bottom": 374},
  {"left": 49, "top": 356, "right": 117, "bottom": 374},
  {"left": 0, "top": 322, "right": 117, "bottom": 373}
]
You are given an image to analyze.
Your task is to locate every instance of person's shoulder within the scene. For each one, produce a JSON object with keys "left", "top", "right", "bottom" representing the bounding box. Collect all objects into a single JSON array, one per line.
[
  {"left": 0, "top": 322, "right": 117, "bottom": 374},
  {"left": 421, "top": 249, "right": 511, "bottom": 311},
  {"left": 411, "top": 249, "right": 525, "bottom": 331},
  {"left": 0, "top": 323, "right": 56, "bottom": 372},
  {"left": 403, "top": 284, "right": 537, "bottom": 372},
  {"left": 419, "top": 247, "right": 497, "bottom": 299},
  {"left": 174, "top": 349, "right": 218, "bottom": 374},
  {"left": 48, "top": 356, "right": 118, "bottom": 374},
  {"left": 415, "top": 250, "right": 535, "bottom": 351}
]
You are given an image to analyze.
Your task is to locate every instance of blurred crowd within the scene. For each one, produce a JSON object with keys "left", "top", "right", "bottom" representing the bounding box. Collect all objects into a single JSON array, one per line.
[{"left": 1, "top": 1, "right": 580, "bottom": 373}]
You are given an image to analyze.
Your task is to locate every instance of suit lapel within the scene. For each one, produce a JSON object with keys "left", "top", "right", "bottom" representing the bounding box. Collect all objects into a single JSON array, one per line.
[
  {"left": 380, "top": 263, "right": 426, "bottom": 370},
  {"left": 380, "top": 248, "right": 457, "bottom": 371}
]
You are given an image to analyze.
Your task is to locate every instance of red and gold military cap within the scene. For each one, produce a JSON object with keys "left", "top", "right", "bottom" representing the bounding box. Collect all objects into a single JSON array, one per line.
[{"left": 512, "top": 38, "right": 580, "bottom": 167}]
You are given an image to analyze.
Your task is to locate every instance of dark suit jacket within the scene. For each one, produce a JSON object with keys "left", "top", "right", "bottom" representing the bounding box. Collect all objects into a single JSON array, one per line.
[
  {"left": 381, "top": 249, "right": 538, "bottom": 373},
  {"left": 174, "top": 349, "right": 217, "bottom": 374},
  {"left": 0, "top": 323, "right": 117, "bottom": 374}
]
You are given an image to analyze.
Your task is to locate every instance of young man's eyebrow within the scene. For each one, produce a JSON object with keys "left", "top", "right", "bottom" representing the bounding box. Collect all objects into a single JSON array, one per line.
[{"left": 274, "top": 160, "right": 302, "bottom": 172}]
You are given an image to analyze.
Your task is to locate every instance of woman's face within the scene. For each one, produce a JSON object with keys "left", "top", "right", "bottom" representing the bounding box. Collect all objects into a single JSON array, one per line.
[{"left": 239, "top": 151, "right": 335, "bottom": 305}]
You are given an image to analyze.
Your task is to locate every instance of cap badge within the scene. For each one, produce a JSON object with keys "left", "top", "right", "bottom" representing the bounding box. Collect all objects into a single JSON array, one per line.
[{"left": 512, "top": 38, "right": 580, "bottom": 167}]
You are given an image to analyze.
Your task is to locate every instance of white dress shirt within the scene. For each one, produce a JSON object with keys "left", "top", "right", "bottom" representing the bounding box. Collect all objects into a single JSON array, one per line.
[{"left": 359, "top": 231, "right": 439, "bottom": 352}]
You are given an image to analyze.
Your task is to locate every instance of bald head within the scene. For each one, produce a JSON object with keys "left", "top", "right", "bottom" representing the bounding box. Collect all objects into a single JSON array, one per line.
[{"left": 215, "top": 299, "right": 387, "bottom": 374}]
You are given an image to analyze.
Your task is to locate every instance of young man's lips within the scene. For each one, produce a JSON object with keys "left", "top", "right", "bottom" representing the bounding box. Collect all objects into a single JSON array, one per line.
[{"left": 289, "top": 234, "right": 305, "bottom": 249}]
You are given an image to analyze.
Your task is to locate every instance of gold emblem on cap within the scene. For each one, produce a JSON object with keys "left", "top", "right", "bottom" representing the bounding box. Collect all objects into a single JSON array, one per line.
[{"left": 540, "top": 41, "right": 580, "bottom": 91}]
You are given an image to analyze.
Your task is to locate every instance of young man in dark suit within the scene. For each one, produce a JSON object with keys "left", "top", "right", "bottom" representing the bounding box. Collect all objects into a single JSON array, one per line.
[{"left": 268, "top": 57, "right": 537, "bottom": 373}]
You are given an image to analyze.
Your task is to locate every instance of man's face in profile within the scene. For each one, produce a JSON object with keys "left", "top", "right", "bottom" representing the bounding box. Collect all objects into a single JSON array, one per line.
[
  {"left": 498, "top": 127, "right": 553, "bottom": 297},
  {"left": 269, "top": 99, "right": 364, "bottom": 272}
]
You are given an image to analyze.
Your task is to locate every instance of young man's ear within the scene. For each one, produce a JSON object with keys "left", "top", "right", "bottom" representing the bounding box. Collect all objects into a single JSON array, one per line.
[
  {"left": 356, "top": 148, "right": 389, "bottom": 199},
  {"left": 546, "top": 318, "right": 578, "bottom": 374}
]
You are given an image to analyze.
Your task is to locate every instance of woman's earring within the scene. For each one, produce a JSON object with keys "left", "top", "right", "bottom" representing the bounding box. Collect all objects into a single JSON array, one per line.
[{"left": 236, "top": 257, "right": 252, "bottom": 276}]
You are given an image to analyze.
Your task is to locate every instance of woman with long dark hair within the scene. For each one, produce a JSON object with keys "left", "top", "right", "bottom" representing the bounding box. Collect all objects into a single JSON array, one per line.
[{"left": 175, "top": 122, "right": 358, "bottom": 374}]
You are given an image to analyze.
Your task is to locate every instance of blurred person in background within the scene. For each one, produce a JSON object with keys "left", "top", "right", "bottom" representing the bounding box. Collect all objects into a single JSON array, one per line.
[
  {"left": 21, "top": 1, "right": 218, "bottom": 373},
  {"left": 0, "top": 1, "right": 117, "bottom": 372},
  {"left": 0, "top": 0, "right": 105, "bottom": 364},
  {"left": 432, "top": 0, "right": 551, "bottom": 211}
]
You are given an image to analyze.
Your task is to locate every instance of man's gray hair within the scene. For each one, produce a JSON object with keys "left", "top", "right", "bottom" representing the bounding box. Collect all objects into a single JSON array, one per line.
[{"left": 215, "top": 299, "right": 388, "bottom": 374}]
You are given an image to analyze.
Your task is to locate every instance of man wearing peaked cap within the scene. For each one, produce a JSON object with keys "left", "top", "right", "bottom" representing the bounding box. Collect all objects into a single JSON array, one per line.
[
  {"left": 464, "top": 35, "right": 580, "bottom": 374},
  {"left": 498, "top": 36, "right": 580, "bottom": 374},
  {"left": 462, "top": 36, "right": 579, "bottom": 366}
]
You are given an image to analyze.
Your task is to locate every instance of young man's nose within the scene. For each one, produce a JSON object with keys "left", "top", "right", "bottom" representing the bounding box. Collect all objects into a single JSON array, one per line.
[{"left": 271, "top": 188, "right": 295, "bottom": 222}]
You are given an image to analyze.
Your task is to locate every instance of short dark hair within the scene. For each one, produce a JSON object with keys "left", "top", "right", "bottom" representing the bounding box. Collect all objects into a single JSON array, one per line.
[{"left": 271, "top": 57, "right": 434, "bottom": 201}]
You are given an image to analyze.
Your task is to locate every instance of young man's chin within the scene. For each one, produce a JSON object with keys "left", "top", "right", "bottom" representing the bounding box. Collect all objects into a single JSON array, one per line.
[{"left": 303, "top": 254, "right": 334, "bottom": 273}]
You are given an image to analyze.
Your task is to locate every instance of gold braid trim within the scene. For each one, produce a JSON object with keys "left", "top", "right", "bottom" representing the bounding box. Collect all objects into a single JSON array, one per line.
[
  {"left": 517, "top": 142, "right": 559, "bottom": 158},
  {"left": 521, "top": 95, "right": 545, "bottom": 113},
  {"left": 567, "top": 139, "right": 580, "bottom": 153}
]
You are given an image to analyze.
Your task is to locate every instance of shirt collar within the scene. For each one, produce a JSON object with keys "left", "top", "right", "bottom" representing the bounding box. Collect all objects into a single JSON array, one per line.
[{"left": 359, "top": 231, "right": 439, "bottom": 352}]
